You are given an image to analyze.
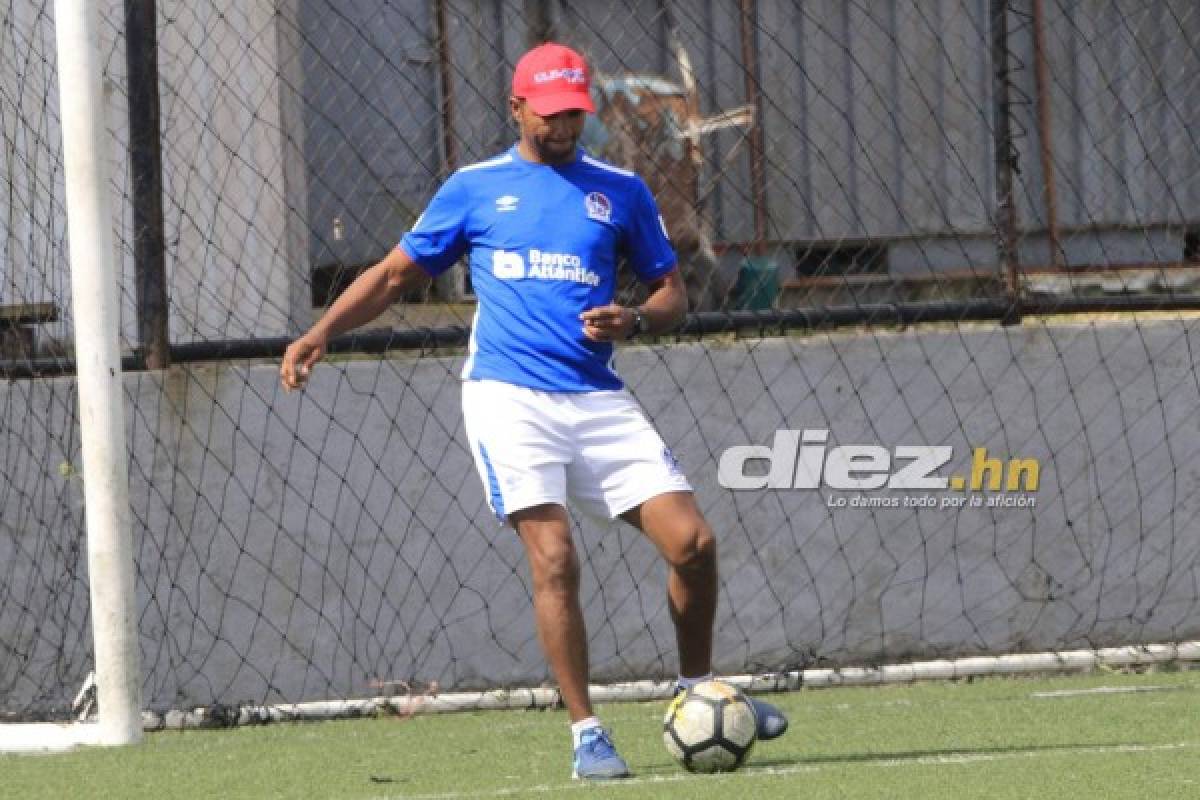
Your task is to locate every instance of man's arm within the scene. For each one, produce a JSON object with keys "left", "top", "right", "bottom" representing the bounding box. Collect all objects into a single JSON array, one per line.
[
  {"left": 281, "top": 247, "right": 431, "bottom": 390},
  {"left": 580, "top": 267, "right": 687, "bottom": 342}
]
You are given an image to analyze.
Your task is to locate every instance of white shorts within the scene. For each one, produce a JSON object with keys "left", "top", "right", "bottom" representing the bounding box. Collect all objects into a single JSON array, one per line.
[{"left": 462, "top": 379, "right": 693, "bottom": 522}]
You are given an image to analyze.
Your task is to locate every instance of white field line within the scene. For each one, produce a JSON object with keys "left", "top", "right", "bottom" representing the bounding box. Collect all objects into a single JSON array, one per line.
[
  {"left": 366, "top": 741, "right": 1197, "bottom": 800},
  {"left": 1031, "top": 685, "right": 1188, "bottom": 698}
]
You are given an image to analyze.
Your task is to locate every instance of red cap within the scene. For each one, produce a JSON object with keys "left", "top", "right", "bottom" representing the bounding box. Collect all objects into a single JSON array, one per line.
[{"left": 511, "top": 43, "right": 595, "bottom": 115}]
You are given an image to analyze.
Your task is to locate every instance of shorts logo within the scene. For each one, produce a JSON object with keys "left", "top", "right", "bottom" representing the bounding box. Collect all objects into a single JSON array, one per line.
[
  {"left": 585, "top": 192, "right": 612, "bottom": 222},
  {"left": 496, "top": 195, "right": 519, "bottom": 213},
  {"left": 663, "top": 446, "right": 683, "bottom": 476}
]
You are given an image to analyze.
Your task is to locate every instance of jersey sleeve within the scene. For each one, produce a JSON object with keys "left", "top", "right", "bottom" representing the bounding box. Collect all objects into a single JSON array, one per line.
[
  {"left": 622, "top": 178, "right": 678, "bottom": 282},
  {"left": 399, "top": 174, "right": 470, "bottom": 277}
]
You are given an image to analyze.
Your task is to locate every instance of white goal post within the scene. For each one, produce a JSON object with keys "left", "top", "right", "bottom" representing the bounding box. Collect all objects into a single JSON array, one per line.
[{"left": 0, "top": 0, "right": 142, "bottom": 753}]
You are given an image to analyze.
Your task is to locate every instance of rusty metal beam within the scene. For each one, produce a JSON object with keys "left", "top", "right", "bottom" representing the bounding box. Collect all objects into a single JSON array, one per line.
[
  {"left": 125, "top": 0, "right": 170, "bottom": 368},
  {"left": 738, "top": 0, "right": 769, "bottom": 254},
  {"left": 1032, "top": 0, "right": 1064, "bottom": 268},
  {"left": 989, "top": 0, "right": 1022, "bottom": 321}
]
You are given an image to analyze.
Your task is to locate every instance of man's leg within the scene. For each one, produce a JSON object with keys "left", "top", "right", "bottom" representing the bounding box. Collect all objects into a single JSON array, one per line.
[
  {"left": 512, "top": 503, "right": 630, "bottom": 779},
  {"left": 512, "top": 503, "right": 592, "bottom": 722},
  {"left": 622, "top": 490, "right": 788, "bottom": 740},
  {"left": 619, "top": 489, "right": 710, "bottom": 676},
  {"left": 620, "top": 491, "right": 717, "bottom": 678}
]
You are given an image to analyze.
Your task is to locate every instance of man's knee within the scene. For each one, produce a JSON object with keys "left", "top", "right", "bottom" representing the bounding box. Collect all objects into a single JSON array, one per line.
[
  {"left": 515, "top": 510, "right": 580, "bottom": 592},
  {"left": 666, "top": 520, "right": 717, "bottom": 574},
  {"left": 520, "top": 525, "right": 580, "bottom": 594},
  {"left": 531, "top": 537, "right": 580, "bottom": 591}
]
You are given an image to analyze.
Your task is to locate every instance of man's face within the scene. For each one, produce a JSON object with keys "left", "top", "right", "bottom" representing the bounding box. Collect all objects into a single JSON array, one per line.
[{"left": 511, "top": 98, "right": 587, "bottom": 164}]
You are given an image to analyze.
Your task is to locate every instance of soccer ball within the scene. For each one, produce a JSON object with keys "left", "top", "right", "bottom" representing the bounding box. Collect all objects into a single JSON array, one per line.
[{"left": 662, "top": 680, "right": 757, "bottom": 772}]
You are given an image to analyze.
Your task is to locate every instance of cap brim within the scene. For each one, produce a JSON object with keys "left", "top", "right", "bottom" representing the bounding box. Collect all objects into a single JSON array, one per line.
[{"left": 525, "top": 91, "right": 595, "bottom": 115}]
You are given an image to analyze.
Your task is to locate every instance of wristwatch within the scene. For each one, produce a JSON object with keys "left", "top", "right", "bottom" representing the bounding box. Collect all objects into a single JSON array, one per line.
[{"left": 628, "top": 307, "right": 645, "bottom": 339}]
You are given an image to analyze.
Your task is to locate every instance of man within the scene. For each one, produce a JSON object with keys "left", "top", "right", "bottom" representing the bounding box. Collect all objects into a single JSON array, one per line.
[{"left": 280, "top": 42, "right": 787, "bottom": 780}]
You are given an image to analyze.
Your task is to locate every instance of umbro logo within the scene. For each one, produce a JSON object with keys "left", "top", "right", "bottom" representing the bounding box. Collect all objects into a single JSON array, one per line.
[{"left": 496, "top": 195, "right": 519, "bottom": 212}]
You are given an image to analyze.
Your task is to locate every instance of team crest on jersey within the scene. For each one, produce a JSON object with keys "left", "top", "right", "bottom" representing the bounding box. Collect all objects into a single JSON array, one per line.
[
  {"left": 496, "top": 195, "right": 519, "bottom": 213},
  {"left": 585, "top": 192, "right": 612, "bottom": 222}
]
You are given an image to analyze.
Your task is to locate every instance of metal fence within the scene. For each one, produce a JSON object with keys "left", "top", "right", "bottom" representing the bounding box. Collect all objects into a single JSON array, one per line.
[
  {"left": 4, "top": 0, "right": 1200, "bottom": 720},
  {"left": 3, "top": 0, "right": 1200, "bottom": 364}
]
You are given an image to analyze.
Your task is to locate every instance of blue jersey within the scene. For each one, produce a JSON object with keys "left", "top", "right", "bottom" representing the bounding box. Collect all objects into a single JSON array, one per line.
[{"left": 399, "top": 145, "right": 676, "bottom": 392}]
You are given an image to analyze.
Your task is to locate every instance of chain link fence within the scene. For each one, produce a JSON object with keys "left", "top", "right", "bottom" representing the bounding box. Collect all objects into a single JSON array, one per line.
[{"left": 3, "top": 1, "right": 1200, "bottom": 720}]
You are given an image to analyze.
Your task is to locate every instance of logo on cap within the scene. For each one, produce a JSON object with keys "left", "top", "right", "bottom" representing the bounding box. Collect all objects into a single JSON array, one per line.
[{"left": 533, "top": 68, "right": 586, "bottom": 85}]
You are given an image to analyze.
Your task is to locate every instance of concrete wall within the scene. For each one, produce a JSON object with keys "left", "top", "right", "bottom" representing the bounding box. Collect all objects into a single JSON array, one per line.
[
  {"left": 0, "top": 3, "right": 70, "bottom": 332},
  {"left": 299, "top": 0, "right": 1200, "bottom": 281},
  {"left": 133, "top": 1, "right": 314, "bottom": 342},
  {"left": 0, "top": 1, "right": 311, "bottom": 349},
  {"left": 3, "top": 318, "right": 1199, "bottom": 713},
  {"left": 1009, "top": 0, "right": 1200, "bottom": 232},
  {"left": 9, "top": 0, "right": 1197, "bottom": 353},
  {"left": 299, "top": 0, "right": 443, "bottom": 271}
]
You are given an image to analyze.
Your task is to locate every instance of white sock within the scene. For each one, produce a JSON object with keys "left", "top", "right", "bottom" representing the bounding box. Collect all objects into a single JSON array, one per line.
[
  {"left": 571, "top": 716, "right": 602, "bottom": 748},
  {"left": 676, "top": 672, "right": 714, "bottom": 691}
]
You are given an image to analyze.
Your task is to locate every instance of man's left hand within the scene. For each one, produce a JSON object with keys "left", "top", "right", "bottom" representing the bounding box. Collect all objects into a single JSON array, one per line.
[{"left": 580, "top": 304, "right": 634, "bottom": 342}]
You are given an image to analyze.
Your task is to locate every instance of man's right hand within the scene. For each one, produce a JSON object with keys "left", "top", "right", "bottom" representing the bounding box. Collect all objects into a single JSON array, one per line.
[
  {"left": 281, "top": 333, "right": 327, "bottom": 391},
  {"left": 279, "top": 249, "right": 427, "bottom": 393}
]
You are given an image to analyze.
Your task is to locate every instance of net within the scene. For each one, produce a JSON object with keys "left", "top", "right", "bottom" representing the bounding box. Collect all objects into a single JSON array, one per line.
[{"left": 3, "top": 0, "right": 1200, "bottom": 723}]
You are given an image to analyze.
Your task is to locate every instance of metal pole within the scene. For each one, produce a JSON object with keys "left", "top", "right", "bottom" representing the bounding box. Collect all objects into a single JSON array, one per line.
[
  {"left": 525, "top": 0, "right": 552, "bottom": 46},
  {"left": 434, "top": 0, "right": 458, "bottom": 176},
  {"left": 738, "top": 0, "right": 768, "bottom": 254},
  {"left": 432, "top": 0, "right": 464, "bottom": 301},
  {"left": 989, "top": 0, "right": 1022, "bottom": 320},
  {"left": 124, "top": 0, "right": 169, "bottom": 368},
  {"left": 1031, "top": 0, "right": 1063, "bottom": 269},
  {"left": 54, "top": 0, "right": 143, "bottom": 746}
]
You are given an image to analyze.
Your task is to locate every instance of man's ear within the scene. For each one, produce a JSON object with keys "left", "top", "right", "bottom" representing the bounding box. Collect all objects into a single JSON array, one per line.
[{"left": 509, "top": 96, "right": 522, "bottom": 121}]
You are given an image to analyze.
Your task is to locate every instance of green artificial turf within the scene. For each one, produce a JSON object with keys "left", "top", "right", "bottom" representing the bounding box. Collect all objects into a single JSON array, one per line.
[{"left": 3, "top": 669, "right": 1198, "bottom": 799}]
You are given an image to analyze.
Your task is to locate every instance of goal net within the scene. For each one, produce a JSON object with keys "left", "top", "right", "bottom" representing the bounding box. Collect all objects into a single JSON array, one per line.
[{"left": 3, "top": 0, "right": 1200, "bottom": 728}]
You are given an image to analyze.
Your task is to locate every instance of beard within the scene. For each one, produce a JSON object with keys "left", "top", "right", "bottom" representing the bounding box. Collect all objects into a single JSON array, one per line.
[{"left": 533, "top": 133, "right": 578, "bottom": 163}]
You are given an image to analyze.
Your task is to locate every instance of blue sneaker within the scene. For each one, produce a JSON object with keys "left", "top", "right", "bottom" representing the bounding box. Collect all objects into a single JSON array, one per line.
[
  {"left": 674, "top": 683, "right": 790, "bottom": 741},
  {"left": 748, "top": 695, "right": 789, "bottom": 740},
  {"left": 572, "top": 727, "right": 631, "bottom": 780}
]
